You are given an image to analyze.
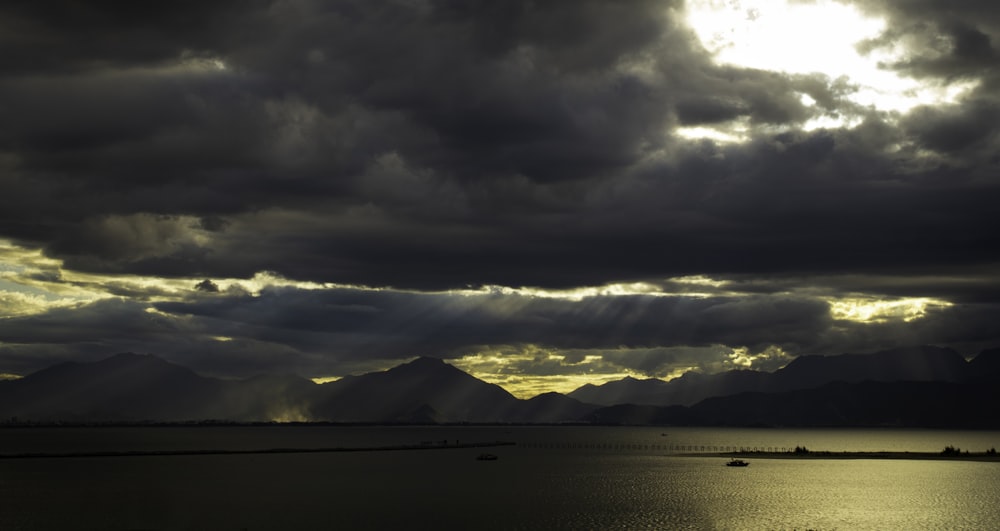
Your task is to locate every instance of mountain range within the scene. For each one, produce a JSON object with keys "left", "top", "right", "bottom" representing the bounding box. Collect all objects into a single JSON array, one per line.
[
  {"left": 1, "top": 346, "right": 998, "bottom": 427},
  {"left": 568, "top": 345, "right": 980, "bottom": 406}
]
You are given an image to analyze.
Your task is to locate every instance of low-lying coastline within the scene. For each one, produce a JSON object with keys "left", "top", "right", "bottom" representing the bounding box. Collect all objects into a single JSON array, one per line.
[
  {"left": 0, "top": 440, "right": 516, "bottom": 460},
  {"left": 686, "top": 450, "right": 1000, "bottom": 462}
]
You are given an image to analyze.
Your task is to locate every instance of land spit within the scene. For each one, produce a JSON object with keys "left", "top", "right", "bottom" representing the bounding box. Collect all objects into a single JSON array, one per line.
[
  {"left": 0, "top": 440, "right": 516, "bottom": 460},
  {"left": 685, "top": 450, "right": 1000, "bottom": 462}
]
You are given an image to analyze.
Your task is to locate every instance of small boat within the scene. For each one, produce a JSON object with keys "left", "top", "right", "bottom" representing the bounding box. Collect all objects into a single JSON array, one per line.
[
  {"left": 726, "top": 458, "right": 749, "bottom": 467},
  {"left": 476, "top": 453, "right": 498, "bottom": 461}
]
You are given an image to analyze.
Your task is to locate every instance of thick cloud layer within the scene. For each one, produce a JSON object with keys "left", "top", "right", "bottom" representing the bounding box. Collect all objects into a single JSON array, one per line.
[{"left": 1, "top": 1, "right": 999, "bottom": 386}]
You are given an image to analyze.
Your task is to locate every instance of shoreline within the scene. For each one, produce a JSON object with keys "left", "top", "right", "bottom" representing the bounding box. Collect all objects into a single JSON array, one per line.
[
  {"left": 683, "top": 451, "right": 1000, "bottom": 462},
  {"left": 0, "top": 440, "right": 516, "bottom": 460}
]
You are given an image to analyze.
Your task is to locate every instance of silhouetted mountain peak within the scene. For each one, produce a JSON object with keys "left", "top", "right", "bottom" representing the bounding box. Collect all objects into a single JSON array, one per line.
[
  {"left": 310, "top": 355, "right": 519, "bottom": 422},
  {"left": 400, "top": 356, "right": 448, "bottom": 370},
  {"left": 566, "top": 374, "right": 669, "bottom": 406},
  {"left": 389, "top": 356, "right": 469, "bottom": 380},
  {"left": 5, "top": 346, "right": 993, "bottom": 425},
  {"left": 106, "top": 352, "right": 156, "bottom": 363}
]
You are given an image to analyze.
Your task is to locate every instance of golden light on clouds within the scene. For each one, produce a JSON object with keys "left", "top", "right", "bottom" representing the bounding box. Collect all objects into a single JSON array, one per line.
[
  {"left": 828, "top": 296, "right": 953, "bottom": 323},
  {"left": 451, "top": 350, "right": 633, "bottom": 398},
  {"left": 450, "top": 281, "right": 667, "bottom": 301},
  {"left": 450, "top": 344, "right": 794, "bottom": 398},
  {"left": 0, "top": 238, "right": 349, "bottom": 318},
  {"left": 0, "top": 239, "right": 109, "bottom": 316},
  {"left": 728, "top": 345, "right": 789, "bottom": 368},
  {"left": 463, "top": 370, "right": 628, "bottom": 400}
]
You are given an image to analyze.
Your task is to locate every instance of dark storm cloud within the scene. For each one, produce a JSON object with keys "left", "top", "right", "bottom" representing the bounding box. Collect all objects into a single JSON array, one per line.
[
  {"left": 854, "top": 4, "right": 1000, "bottom": 82},
  {"left": 0, "top": 0, "right": 872, "bottom": 289},
  {"left": 2, "top": 0, "right": 1000, "bottom": 380},
  {"left": 143, "top": 286, "right": 829, "bottom": 361},
  {"left": 0, "top": 285, "right": 830, "bottom": 376},
  {"left": 0, "top": 297, "right": 317, "bottom": 377},
  {"left": 0, "top": 2, "right": 257, "bottom": 74},
  {"left": 902, "top": 100, "right": 1000, "bottom": 154},
  {"left": 3, "top": 283, "right": 999, "bottom": 379}
]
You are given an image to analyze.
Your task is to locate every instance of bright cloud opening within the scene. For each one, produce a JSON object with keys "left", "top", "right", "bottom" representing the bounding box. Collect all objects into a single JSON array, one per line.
[
  {"left": 828, "top": 296, "right": 953, "bottom": 323},
  {"left": 682, "top": 0, "right": 979, "bottom": 139}
]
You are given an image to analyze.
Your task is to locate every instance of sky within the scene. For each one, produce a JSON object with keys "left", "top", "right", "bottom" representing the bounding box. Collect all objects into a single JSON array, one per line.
[{"left": 1, "top": 0, "right": 999, "bottom": 397}]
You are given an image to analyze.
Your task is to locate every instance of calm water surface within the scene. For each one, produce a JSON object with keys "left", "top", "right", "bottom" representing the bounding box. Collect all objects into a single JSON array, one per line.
[{"left": 1, "top": 426, "right": 998, "bottom": 530}]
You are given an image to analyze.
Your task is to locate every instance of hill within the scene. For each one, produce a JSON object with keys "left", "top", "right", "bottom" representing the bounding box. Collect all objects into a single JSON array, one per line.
[
  {"left": 569, "top": 346, "right": 978, "bottom": 407},
  {"left": 0, "top": 354, "right": 597, "bottom": 424},
  {"left": 2, "top": 347, "right": 998, "bottom": 427}
]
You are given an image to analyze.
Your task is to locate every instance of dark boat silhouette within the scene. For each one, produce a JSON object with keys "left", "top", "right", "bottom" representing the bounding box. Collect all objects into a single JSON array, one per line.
[{"left": 726, "top": 458, "right": 749, "bottom": 467}]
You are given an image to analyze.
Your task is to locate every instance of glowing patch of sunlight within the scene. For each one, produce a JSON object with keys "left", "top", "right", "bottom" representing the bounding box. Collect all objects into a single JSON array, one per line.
[
  {"left": 1, "top": 238, "right": 355, "bottom": 304},
  {"left": 686, "top": 0, "right": 884, "bottom": 75},
  {"left": 268, "top": 409, "right": 311, "bottom": 423},
  {"left": 447, "top": 275, "right": 745, "bottom": 301},
  {"left": 211, "top": 336, "right": 234, "bottom": 342},
  {"left": 236, "top": 271, "right": 335, "bottom": 295},
  {"left": 659, "top": 366, "right": 699, "bottom": 381},
  {"left": 451, "top": 281, "right": 668, "bottom": 301},
  {"left": 0, "top": 239, "right": 63, "bottom": 273},
  {"left": 726, "top": 345, "right": 790, "bottom": 369},
  {"left": 452, "top": 350, "right": 634, "bottom": 398},
  {"left": 676, "top": 125, "right": 749, "bottom": 144},
  {"left": 174, "top": 52, "right": 230, "bottom": 73},
  {"left": 143, "top": 307, "right": 176, "bottom": 317},
  {"left": 803, "top": 113, "right": 864, "bottom": 132},
  {"left": 310, "top": 376, "right": 341, "bottom": 384},
  {"left": 672, "top": 275, "right": 729, "bottom": 288},
  {"left": 1, "top": 240, "right": 114, "bottom": 313},
  {"left": 0, "top": 373, "right": 22, "bottom": 381},
  {"left": 828, "top": 296, "right": 953, "bottom": 323},
  {"left": 684, "top": 0, "right": 972, "bottom": 126},
  {"left": 475, "top": 372, "right": 633, "bottom": 399},
  {"left": 0, "top": 290, "right": 83, "bottom": 317}
]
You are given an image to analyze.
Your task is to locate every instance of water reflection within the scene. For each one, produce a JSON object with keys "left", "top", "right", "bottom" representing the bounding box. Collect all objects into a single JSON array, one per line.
[{"left": 1, "top": 426, "right": 998, "bottom": 529}]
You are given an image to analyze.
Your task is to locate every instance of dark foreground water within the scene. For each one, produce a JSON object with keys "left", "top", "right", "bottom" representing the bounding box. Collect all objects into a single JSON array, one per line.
[{"left": 1, "top": 426, "right": 999, "bottom": 530}]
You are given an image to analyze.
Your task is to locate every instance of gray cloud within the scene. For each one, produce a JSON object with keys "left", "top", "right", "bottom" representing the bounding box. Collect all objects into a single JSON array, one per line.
[
  {"left": 1, "top": 0, "right": 999, "bottom": 382},
  {"left": 3, "top": 282, "right": 998, "bottom": 380}
]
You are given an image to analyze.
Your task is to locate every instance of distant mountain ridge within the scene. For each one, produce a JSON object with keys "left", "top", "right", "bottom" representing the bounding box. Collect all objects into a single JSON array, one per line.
[
  {"left": 585, "top": 380, "right": 1000, "bottom": 429},
  {"left": 568, "top": 346, "right": 980, "bottom": 407},
  {"left": 1, "top": 346, "right": 998, "bottom": 427},
  {"left": 0, "top": 353, "right": 599, "bottom": 424},
  {"left": 0, "top": 353, "right": 318, "bottom": 422}
]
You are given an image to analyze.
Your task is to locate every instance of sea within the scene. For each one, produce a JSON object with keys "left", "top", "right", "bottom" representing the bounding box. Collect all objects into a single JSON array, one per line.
[{"left": 1, "top": 425, "right": 999, "bottom": 530}]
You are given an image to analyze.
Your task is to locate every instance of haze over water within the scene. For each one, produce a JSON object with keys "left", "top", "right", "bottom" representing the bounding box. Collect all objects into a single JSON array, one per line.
[{"left": 2, "top": 426, "right": 999, "bottom": 530}]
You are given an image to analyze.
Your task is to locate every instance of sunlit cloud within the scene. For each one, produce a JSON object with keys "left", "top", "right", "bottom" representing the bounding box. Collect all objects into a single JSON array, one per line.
[
  {"left": 681, "top": 0, "right": 980, "bottom": 140},
  {"left": 827, "top": 296, "right": 953, "bottom": 323},
  {"left": 0, "top": 239, "right": 359, "bottom": 313},
  {"left": 676, "top": 124, "right": 750, "bottom": 144},
  {"left": 686, "top": 0, "right": 884, "bottom": 76},
  {"left": 727, "top": 345, "right": 790, "bottom": 369},
  {"left": 450, "top": 343, "right": 796, "bottom": 398},
  {"left": 0, "top": 234, "right": 987, "bottom": 392},
  {"left": 451, "top": 349, "right": 634, "bottom": 398},
  {"left": 448, "top": 282, "right": 668, "bottom": 301}
]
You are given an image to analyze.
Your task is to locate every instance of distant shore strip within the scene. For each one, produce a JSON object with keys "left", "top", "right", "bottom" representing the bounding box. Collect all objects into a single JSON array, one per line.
[
  {"left": 0, "top": 440, "right": 516, "bottom": 460},
  {"left": 683, "top": 450, "right": 1000, "bottom": 462}
]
